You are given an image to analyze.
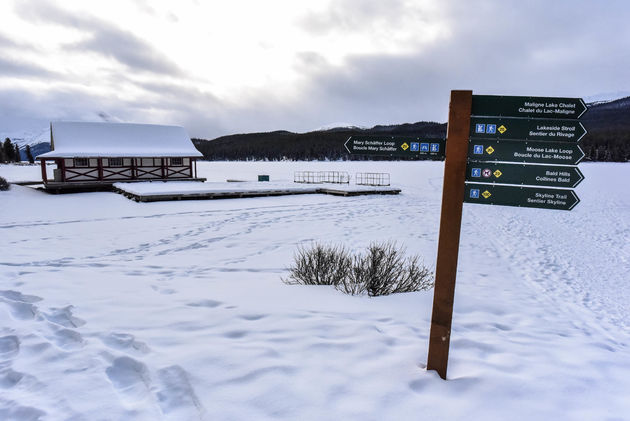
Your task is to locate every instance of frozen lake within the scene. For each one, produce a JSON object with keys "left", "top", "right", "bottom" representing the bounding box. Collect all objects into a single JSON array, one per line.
[{"left": 1, "top": 161, "right": 629, "bottom": 420}]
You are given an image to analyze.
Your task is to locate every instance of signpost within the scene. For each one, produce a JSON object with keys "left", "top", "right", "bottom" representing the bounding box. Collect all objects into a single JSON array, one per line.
[
  {"left": 471, "top": 95, "right": 587, "bottom": 119},
  {"left": 427, "top": 91, "right": 587, "bottom": 380},
  {"left": 464, "top": 184, "right": 580, "bottom": 210},
  {"left": 467, "top": 140, "right": 585, "bottom": 165},
  {"left": 465, "top": 162, "right": 584, "bottom": 188},
  {"left": 469, "top": 117, "right": 587, "bottom": 142},
  {"left": 344, "top": 136, "right": 445, "bottom": 159}
]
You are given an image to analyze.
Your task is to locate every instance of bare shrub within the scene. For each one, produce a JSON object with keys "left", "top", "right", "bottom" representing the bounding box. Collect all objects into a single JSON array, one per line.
[
  {"left": 285, "top": 241, "right": 433, "bottom": 296},
  {"left": 283, "top": 243, "right": 352, "bottom": 286},
  {"left": 345, "top": 242, "right": 433, "bottom": 296},
  {"left": 0, "top": 176, "right": 9, "bottom": 191}
]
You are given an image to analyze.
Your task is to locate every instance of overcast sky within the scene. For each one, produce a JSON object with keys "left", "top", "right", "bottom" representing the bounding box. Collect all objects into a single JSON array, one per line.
[{"left": 1, "top": 0, "right": 629, "bottom": 138}]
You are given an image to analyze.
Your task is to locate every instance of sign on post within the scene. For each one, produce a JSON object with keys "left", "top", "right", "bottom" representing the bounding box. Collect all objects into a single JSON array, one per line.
[
  {"left": 428, "top": 91, "right": 587, "bottom": 380},
  {"left": 469, "top": 117, "right": 586, "bottom": 142},
  {"left": 465, "top": 162, "right": 584, "bottom": 188},
  {"left": 466, "top": 94, "right": 586, "bottom": 210},
  {"left": 467, "top": 140, "right": 585, "bottom": 165},
  {"left": 344, "top": 136, "right": 445, "bottom": 159},
  {"left": 464, "top": 184, "right": 580, "bottom": 210},
  {"left": 471, "top": 95, "right": 587, "bottom": 119}
]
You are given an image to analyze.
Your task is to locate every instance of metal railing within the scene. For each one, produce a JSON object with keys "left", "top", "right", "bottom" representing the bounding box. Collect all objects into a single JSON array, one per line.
[
  {"left": 355, "top": 172, "right": 390, "bottom": 186},
  {"left": 294, "top": 171, "right": 350, "bottom": 184}
]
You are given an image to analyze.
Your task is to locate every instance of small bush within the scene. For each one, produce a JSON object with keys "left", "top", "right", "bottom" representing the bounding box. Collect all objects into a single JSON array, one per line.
[
  {"left": 283, "top": 243, "right": 352, "bottom": 286},
  {"left": 0, "top": 176, "right": 9, "bottom": 191},
  {"left": 284, "top": 241, "right": 433, "bottom": 296}
]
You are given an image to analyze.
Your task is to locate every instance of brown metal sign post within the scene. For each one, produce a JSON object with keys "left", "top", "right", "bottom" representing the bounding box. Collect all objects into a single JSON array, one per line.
[{"left": 427, "top": 90, "right": 472, "bottom": 379}]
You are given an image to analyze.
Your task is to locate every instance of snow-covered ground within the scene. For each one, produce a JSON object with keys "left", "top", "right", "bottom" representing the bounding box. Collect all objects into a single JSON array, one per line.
[{"left": 1, "top": 161, "right": 629, "bottom": 420}]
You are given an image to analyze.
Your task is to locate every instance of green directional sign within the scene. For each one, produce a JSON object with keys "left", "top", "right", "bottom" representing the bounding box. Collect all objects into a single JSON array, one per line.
[
  {"left": 472, "top": 95, "right": 587, "bottom": 119},
  {"left": 465, "top": 162, "right": 584, "bottom": 188},
  {"left": 468, "top": 140, "right": 585, "bottom": 165},
  {"left": 470, "top": 117, "right": 586, "bottom": 142},
  {"left": 464, "top": 183, "right": 580, "bottom": 210},
  {"left": 344, "top": 136, "right": 445, "bottom": 158}
]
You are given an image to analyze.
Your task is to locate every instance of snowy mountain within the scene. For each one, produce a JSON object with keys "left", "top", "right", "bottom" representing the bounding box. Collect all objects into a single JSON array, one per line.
[
  {"left": 312, "top": 122, "right": 369, "bottom": 132},
  {"left": 585, "top": 91, "right": 630, "bottom": 105},
  {"left": 1, "top": 127, "right": 50, "bottom": 160},
  {"left": 2, "top": 111, "right": 125, "bottom": 160}
]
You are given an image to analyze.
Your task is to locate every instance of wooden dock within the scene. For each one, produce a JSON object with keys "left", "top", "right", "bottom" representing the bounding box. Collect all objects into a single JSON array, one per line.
[
  {"left": 112, "top": 181, "right": 401, "bottom": 202},
  {"left": 318, "top": 188, "right": 401, "bottom": 197}
]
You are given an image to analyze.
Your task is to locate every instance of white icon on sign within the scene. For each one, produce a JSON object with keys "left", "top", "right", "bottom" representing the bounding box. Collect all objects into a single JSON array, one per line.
[
  {"left": 470, "top": 189, "right": 480, "bottom": 199},
  {"left": 473, "top": 145, "right": 483, "bottom": 154},
  {"left": 476, "top": 124, "right": 485, "bottom": 133}
]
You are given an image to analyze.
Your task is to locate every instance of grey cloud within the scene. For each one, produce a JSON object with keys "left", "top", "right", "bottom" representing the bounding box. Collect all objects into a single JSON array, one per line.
[
  {"left": 299, "top": 0, "right": 410, "bottom": 35},
  {"left": 0, "top": 32, "right": 19, "bottom": 49},
  {"left": 15, "top": 0, "right": 182, "bottom": 76},
  {"left": 0, "top": 79, "right": 226, "bottom": 138},
  {"left": 69, "top": 26, "right": 182, "bottom": 76},
  {"left": 4, "top": 0, "right": 630, "bottom": 140},
  {"left": 285, "top": 0, "right": 630, "bottom": 128},
  {"left": 0, "top": 56, "right": 57, "bottom": 78}
]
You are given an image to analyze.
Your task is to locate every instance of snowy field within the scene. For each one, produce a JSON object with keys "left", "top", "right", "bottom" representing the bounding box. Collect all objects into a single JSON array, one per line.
[{"left": 1, "top": 161, "right": 629, "bottom": 420}]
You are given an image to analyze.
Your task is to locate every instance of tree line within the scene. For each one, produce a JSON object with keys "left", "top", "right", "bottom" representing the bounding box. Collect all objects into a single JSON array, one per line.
[
  {"left": 193, "top": 122, "right": 448, "bottom": 161},
  {"left": 193, "top": 98, "right": 630, "bottom": 162},
  {"left": 1, "top": 138, "right": 35, "bottom": 163}
]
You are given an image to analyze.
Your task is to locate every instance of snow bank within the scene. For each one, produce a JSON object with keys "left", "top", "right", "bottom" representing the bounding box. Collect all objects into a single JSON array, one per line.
[{"left": 1, "top": 161, "right": 629, "bottom": 420}]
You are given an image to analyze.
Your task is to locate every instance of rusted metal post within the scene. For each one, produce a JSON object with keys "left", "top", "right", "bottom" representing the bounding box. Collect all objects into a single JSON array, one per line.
[{"left": 427, "top": 90, "right": 472, "bottom": 380}]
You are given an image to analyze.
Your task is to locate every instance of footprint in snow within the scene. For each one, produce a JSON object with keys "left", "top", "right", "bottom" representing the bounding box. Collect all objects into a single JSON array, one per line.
[
  {"left": 0, "top": 290, "right": 42, "bottom": 303},
  {"left": 156, "top": 365, "right": 205, "bottom": 418},
  {"left": 239, "top": 314, "right": 267, "bottom": 321},
  {"left": 0, "top": 298, "right": 41, "bottom": 321},
  {"left": 0, "top": 368, "right": 24, "bottom": 389},
  {"left": 47, "top": 326, "right": 85, "bottom": 351},
  {"left": 106, "top": 356, "right": 152, "bottom": 405},
  {"left": 0, "top": 401, "right": 46, "bottom": 420},
  {"left": 186, "top": 299, "right": 222, "bottom": 308},
  {"left": 0, "top": 335, "right": 20, "bottom": 360},
  {"left": 42, "top": 306, "right": 86, "bottom": 328},
  {"left": 101, "top": 333, "right": 150, "bottom": 354}
]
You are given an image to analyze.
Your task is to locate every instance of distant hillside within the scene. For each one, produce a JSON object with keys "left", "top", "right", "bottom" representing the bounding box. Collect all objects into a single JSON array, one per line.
[
  {"left": 4, "top": 97, "right": 628, "bottom": 162},
  {"left": 581, "top": 96, "right": 630, "bottom": 161},
  {"left": 194, "top": 97, "right": 630, "bottom": 162},
  {"left": 193, "top": 122, "right": 447, "bottom": 161}
]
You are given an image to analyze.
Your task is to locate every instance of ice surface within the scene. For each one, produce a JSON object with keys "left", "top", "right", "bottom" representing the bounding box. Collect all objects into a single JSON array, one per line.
[{"left": 0, "top": 161, "right": 629, "bottom": 420}]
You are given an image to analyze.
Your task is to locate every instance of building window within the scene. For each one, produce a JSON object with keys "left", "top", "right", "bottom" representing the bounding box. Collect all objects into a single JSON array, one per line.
[
  {"left": 170, "top": 157, "right": 183, "bottom": 166},
  {"left": 74, "top": 158, "right": 89, "bottom": 167},
  {"left": 109, "top": 157, "right": 123, "bottom": 167}
]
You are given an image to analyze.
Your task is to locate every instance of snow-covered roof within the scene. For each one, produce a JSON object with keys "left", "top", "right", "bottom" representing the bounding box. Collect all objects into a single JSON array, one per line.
[{"left": 37, "top": 121, "right": 203, "bottom": 159}]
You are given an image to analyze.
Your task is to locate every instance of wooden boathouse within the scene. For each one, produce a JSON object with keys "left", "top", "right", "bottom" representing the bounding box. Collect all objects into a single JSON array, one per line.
[{"left": 37, "top": 122, "right": 204, "bottom": 190}]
